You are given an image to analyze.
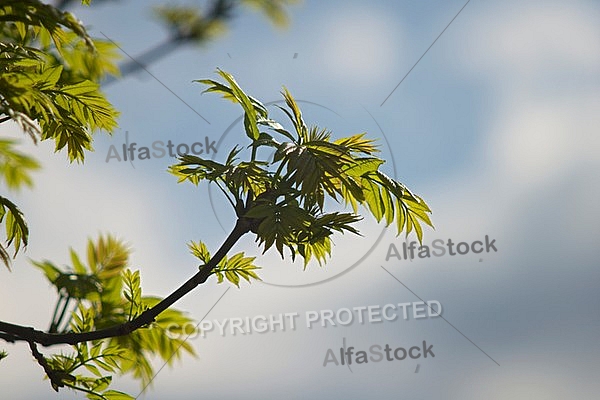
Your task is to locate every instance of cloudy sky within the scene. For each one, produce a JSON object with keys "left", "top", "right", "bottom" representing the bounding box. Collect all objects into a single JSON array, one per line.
[{"left": 1, "top": 0, "right": 599, "bottom": 398}]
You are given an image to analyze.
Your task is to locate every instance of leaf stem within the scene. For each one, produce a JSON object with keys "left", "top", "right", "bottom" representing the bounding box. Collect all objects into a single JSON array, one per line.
[
  {"left": 48, "top": 294, "right": 65, "bottom": 333},
  {"left": 214, "top": 181, "right": 236, "bottom": 209},
  {"left": 53, "top": 295, "right": 72, "bottom": 333},
  {"left": 29, "top": 340, "right": 64, "bottom": 391}
]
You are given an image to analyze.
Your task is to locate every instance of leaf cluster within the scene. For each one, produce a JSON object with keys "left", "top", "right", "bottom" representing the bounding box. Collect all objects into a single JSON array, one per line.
[
  {"left": 0, "top": 195, "right": 28, "bottom": 270},
  {"left": 0, "top": 137, "right": 40, "bottom": 189},
  {"left": 31, "top": 235, "right": 197, "bottom": 398},
  {"left": 0, "top": 0, "right": 120, "bottom": 161},
  {"left": 189, "top": 240, "right": 261, "bottom": 287},
  {"left": 0, "top": 49, "right": 119, "bottom": 161},
  {"left": 241, "top": 0, "right": 300, "bottom": 27},
  {"left": 154, "top": 0, "right": 299, "bottom": 43},
  {"left": 0, "top": 0, "right": 120, "bottom": 269},
  {"left": 171, "top": 70, "right": 433, "bottom": 268}
]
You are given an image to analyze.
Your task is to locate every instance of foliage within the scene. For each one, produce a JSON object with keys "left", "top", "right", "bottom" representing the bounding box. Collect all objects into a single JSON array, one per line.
[
  {"left": 0, "top": 1, "right": 301, "bottom": 398},
  {"left": 0, "top": 2, "right": 431, "bottom": 399},
  {"left": 31, "top": 235, "right": 197, "bottom": 398},
  {"left": 241, "top": 0, "right": 300, "bottom": 27},
  {"left": 171, "top": 70, "right": 433, "bottom": 268},
  {"left": 154, "top": 3, "right": 231, "bottom": 43},
  {"left": 154, "top": 0, "right": 299, "bottom": 42},
  {"left": 189, "top": 240, "right": 261, "bottom": 287},
  {"left": 0, "top": 42, "right": 119, "bottom": 161},
  {"left": 0, "top": 137, "right": 40, "bottom": 189},
  {"left": 0, "top": 194, "right": 29, "bottom": 270},
  {"left": 0, "top": 0, "right": 120, "bottom": 269}
]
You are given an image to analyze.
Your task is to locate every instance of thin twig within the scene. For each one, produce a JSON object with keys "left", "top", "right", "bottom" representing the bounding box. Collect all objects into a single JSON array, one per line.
[
  {"left": 48, "top": 294, "right": 65, "bottom": 333},
  {"left": 28, "top": 340, "right": 65, "bottom": 392},
  {"left": 53, "top": 296, "right": 71, "bottom": 333}
]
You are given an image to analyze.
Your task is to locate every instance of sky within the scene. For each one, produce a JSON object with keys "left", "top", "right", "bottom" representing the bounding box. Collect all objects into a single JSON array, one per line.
[{"left": 1, "top": 0, "right": 600, "bottom": 398}]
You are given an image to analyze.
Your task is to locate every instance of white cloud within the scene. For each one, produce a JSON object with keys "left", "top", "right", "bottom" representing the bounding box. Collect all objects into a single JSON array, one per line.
[
  {"left": 486, "top": 94, "right": 600, "bottom": 188},
  {"left": 452, "top": 357, "right": 596, "bottom": 399},
  {"left": 318, "top": 6, "right": 401, "bottom": 85},
  {"left": 447, "top": 0, "right": 600, "bottom": 194},
  {"left": 463, "top": 1, "right": 600, "bottom": 78}
]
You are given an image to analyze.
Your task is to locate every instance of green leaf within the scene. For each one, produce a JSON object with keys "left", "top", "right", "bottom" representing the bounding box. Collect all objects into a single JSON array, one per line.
[
  {"left": 84, "top": 363, "right": 102, "bottom": 377},
  {"left": 70, "top": 248, "right": 87, "bottom": 274},
  {"left": 0, "top": 195, "right": 29, "bottom": 269},
  {"left": 241, "top": 0, "right": 298, "bottom": 28},
  {"left": 279, "top": 87, "right": 307, "bottom": 141},
  {"left": 188, "top": 240, "right": 211, "bottom": 264},
  {"left": 212, "top": 251, "right": 261, "bottom": 287},
  {"left": 38, "top": 65, "right": 63, "bottom": 90},
  {"left": 122, "top": 269, "right": 143, "bottom": 320},
  {"left": 99, "top": 390, "right": 135, "bottom": 400},
  {"left": 342, "top": 157, "right": 383, "bottom": 177},
  {"left": 0, "top": 139, "right": 41, "bottom": 190},
  {"left": 31, "top": 260, "right": 62, "bottom": 283},
  {"left": 216, "top": 69, "right": 261, "bottom": 140}
]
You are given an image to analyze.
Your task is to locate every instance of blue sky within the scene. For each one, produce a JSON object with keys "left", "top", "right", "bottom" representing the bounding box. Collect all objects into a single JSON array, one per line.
[{"left": 1, "top": 0, "right": 600, "bottom": 398}]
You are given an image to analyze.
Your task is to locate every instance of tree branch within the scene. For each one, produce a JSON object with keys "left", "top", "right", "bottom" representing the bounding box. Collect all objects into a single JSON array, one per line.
[
  {"left": 0, "top": 332, "right": 17, "bottom": 343},
  {"left": 29, "top": 340, "right": 67, "bottom": 391},
  {"left": 101, "top": 0, "right": 236, "bottom": 87},
  {"left": 0, "top": 218, "right": 252, "bottom": 347}
]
